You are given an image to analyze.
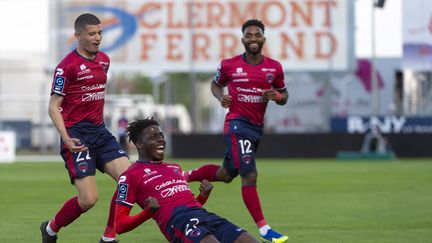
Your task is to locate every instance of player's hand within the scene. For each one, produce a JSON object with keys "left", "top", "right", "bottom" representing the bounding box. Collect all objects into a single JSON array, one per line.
[
  {"left": 64, "top": 137, "right": 87, "bottom": 153},
  {"left": 144, "top": 197, "right": 160, "bottom": 213},
  {"left": 220, "top": 95, "right": 232, "bottom": 108},
  {"left": 262, "top": 89, "right": 277, "bottom": 101},
  {"left": 199, "top": 179, "right": 213, "bottom": 197}
]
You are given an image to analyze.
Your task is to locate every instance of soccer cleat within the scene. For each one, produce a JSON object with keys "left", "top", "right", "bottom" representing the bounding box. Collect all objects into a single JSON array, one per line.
[
  {"left": 40, "top": 221, "right": 57, "bottom": 243},
  {"left": 260, "top": 229, "right": 289, "bottom": 243},
  {"left": 99, "top": 239, "right": 119, "bottom": 243}
]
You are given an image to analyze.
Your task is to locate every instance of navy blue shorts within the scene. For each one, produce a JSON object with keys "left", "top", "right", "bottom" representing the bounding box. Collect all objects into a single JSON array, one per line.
[
  {"left": 165, "top": 206, "right": 246, "bottom": 243},
  {"left": 60, "top": 121, "right": 128, "bottom": 183},
  {"left": 223, "top": 118, "right": 263, "bottom": 177}
]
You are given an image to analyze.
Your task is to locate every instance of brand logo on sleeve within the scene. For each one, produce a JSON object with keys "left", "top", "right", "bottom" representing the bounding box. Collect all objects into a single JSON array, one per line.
[
  {"left": 117, "top": 183, "right": 128, "bottom": 200},
  {"left": 53, "top": 77, "right": 65, "bottom": 92}
]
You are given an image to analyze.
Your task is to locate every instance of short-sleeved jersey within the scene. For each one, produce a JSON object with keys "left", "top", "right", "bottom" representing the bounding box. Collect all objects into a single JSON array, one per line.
[
  {"left": 116, "top": 161, "right": 202, "bottom": 234},
  {"left": 213, "top": 54, "right": 286, "bottom": 126},
  {"left": 51, "top": 50, "right": 110, "bottom": 127}
]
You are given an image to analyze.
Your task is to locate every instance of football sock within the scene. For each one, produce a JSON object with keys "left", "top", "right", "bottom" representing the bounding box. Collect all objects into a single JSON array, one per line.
[
  {"left": 101, "top": 236, "right": 116, "bottom": 242},
  {"left": 46, "top": 222, "right": 57, "bottom": 236},
  {"left": 103, "top": 191, "right": 118, "bottom": 239},
  {"left": 241, "top": 185, "right": 266, "bottom": 227},
  {"left": 259, "top": 224, "right": 271, "bottom": 235},
  {"left": 187, "top": 164, "right": 220, "bottom": 182},
  {"left": 50, "top": 196, "right": 84, "bottom": 232}
]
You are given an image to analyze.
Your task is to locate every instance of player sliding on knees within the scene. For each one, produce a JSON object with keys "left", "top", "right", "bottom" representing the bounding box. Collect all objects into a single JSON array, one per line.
[{"left": 114, "top": 117, "right": 260, "bottom": 243}]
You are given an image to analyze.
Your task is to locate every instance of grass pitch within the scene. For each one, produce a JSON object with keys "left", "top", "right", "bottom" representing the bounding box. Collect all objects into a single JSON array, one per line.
[{"left": 1, "top": 159, "right": 432, "bottom": 243}]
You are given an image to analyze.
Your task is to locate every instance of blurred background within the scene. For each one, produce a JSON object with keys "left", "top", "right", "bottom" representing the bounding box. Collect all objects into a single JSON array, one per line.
[{"left": 0, "top": 0, "right": 431, "bottom": 162}]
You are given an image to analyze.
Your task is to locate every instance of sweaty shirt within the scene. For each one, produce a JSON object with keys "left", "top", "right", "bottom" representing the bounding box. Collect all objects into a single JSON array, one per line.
[
  {"left": 116, "top": 161, "right": 202, "bottom": 233},
  {"left": 213, "top": 54, "right": 286, "bottom": 126},
  {"left": 51, "top": 50, "right": 110, "bottom": 127}
]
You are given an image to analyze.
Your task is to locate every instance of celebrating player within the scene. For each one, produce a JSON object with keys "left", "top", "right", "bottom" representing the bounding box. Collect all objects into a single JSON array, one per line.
[
  {"left": 114, "top": 117, "right": 260, "bottom": 243},
  {"left": 183, "top": 19, "right": 289, "bottom": 243},
  {"left": 40, "top": 13, "right": 130, "bottom": 243}
]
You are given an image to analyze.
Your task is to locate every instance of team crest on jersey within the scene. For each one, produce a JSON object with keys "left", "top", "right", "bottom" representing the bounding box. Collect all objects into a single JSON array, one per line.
[
  {"left": 117, "top": 183, "right": 128, "bottom": 200},
  {"left": 266, "top": 73, "right": 274, "bottom": 83}
]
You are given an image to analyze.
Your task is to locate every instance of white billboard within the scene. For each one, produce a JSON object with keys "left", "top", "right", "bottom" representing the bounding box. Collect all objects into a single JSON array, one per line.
[
  {"left": 0, "top": 131, "right": 16, "bottom": 163},
  {"left": 51, "top": 0, "right": 355, "bottom": 72},
  {"left": 402, "top": 0, "right": 432, "bottom": 70}
]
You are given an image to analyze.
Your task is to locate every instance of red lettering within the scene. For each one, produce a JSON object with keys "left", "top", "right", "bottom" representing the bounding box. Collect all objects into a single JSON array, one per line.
[
  {"left": 141, "top": 34, "right": 157, "bottom": 61},
  {"left": 138, "top": 3, "right": 161, "bottom": 28},
  {"left": 166, "top": 33, "right": 183, "bottom": 60},
  {"left": 193, "top": 33, "right": 210, "bottom": 60},
  {"left": 280, "top": 32, "right": 304, "bottom": 59},
  {"left": 187, "top": 2, "right": 205, "bottom": 28},
  {"left": 207, "top": 2, "right": 225, "bottom": 28},
  {"left": 219, "top": 33, "right": 238, "bottom": 59},
  {"left": 290, "top": 1, "right": 313, "bottom": 27},
  {"left": 167, "top": 2, "right": 186, "bottom": 28},
  {"left": 228, "top": 2, "right": 258, "bottom": 28},
  {"left": 261, "top": 1, "right": 286, "bottom": 27},
  {"left": 315, "top": 32, "right": 337, "bottom": 59},
  {"left": 317, "top": 1, "right": 337, "bottom": 27}
]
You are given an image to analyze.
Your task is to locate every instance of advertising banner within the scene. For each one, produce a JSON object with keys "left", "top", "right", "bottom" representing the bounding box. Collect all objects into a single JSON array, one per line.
[
  {"left": 52, "top": 0, "right": 354, "bottom": 72},
  {"left": 331, "top": 116, "right": 432, "bottom": 134},
  {"left": 403, "top": 0, "right": 432, "bottom": 70},
  {"left": 0, "top": 131, "right": 16, "bottom": 163}
]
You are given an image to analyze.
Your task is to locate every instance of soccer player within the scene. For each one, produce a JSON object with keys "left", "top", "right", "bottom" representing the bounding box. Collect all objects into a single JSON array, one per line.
[
  {"left": 40, "top": 13, "right": 130, "bottom": 243},
  {"left": 117, "top": 109, "right": 129, "bottom": 154},
  {"left": 183, "top": 19, "right": 289, "bottom": 243},
  {"left": 114, "top": 117, "right": 260, "bottom": 243}
]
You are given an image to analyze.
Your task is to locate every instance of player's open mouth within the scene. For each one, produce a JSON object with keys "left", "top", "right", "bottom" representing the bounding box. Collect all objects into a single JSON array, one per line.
[
  {"left": 249, "top": 43, "right": 259, "bottom": 49},
  {"left": 155, "top": 145, "right": 165, "bottom": 154}
]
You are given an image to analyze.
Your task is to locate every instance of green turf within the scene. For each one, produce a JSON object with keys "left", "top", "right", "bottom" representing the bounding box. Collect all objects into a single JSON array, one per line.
[{"left": 1, "top": 159, "right": 432, "bottom": 242}]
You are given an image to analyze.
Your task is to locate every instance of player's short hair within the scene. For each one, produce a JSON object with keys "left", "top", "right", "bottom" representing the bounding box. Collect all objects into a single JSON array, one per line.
[
  {"left": 126, "top": 117, "right": 160, "bottom": 145},
  {"left": 74, "top": 13, "right": 101, "bottom": 33},
  {"left": 242, "top": 19, "right": 265, "bottom": 34}
]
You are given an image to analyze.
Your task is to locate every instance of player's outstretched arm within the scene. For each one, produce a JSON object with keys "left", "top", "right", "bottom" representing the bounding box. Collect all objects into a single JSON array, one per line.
[
  {"left": 196, "top": 180, "right": 213, "bottom": 205},
  {"left": 115, "top": 197, "right": 160, "bottom": 234}
]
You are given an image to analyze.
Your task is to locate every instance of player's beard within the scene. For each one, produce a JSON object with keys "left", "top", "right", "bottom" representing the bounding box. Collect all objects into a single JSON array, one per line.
[{"left": 243, "top": 42, "right": 263, "bottom": 55}]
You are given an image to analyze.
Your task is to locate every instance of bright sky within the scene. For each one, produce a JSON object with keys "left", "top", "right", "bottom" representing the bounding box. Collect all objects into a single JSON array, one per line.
[{"left": 0, "top": 0, "right": 402, "bottom": 57}]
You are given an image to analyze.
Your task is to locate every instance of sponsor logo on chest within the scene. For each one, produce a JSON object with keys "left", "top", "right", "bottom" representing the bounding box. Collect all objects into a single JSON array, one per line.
[{"left": 232, "top": 67, "right": 248, "bottom": 78}]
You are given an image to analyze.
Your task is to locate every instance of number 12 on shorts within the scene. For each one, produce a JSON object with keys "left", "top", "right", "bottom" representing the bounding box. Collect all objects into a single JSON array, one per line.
[{"left": 239, "top": 139, "right": 252, "bottom": 154}]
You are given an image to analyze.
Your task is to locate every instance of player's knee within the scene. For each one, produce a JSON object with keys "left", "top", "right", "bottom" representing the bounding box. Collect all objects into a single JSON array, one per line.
[
  {"left": 79, "top": 196, "right": 98, "bottom": 211},
  {"left": 221, "top": 176, "right": 234, "bottom": 183},
  {"left": 242, "top": 172, "right": 257, "bottom": 186}
]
